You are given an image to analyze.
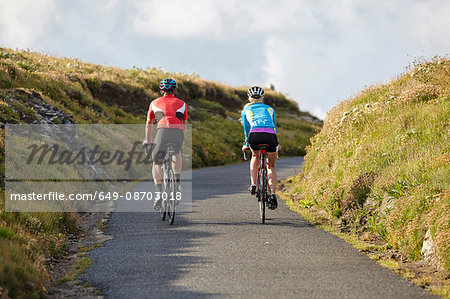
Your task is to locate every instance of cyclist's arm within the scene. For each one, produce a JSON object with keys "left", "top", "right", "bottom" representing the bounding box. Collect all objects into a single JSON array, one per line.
[
  {"left": 241, "top": 109, "right": 251, "bottom": 146},
  {"left": 145, "top": 102, "right": 155, "bottom": 143},
  {"left": 145, "top": 118, "right": 155, "bottom": 143},
  {"left": 272, "top": 110, "right": 280, "bottom": 151},
  {"left": 183, "top": 119, "right": 187, "bottom": 137},
  {"left": 182, "top": 103, "right": 188, "bottom": 137},
  {"left": 272, "top": 110, "right": 277, "bottom": 134}
]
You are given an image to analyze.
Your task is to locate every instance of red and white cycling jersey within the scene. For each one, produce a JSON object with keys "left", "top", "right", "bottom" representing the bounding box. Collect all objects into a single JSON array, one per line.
[{"left": 147, "top": 94, "right": 187, "bottom": 129}]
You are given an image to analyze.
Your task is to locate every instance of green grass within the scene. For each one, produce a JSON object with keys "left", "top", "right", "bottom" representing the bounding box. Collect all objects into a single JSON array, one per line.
[
  {"left": 286, "top": 57, "right": 450, "bottom": 277},
  {"left": 0, "top": 188, "right": 80, "bottom": 298},
  {"left": 57, "top": 258, "right": 92, "bottom": 284},
  {"left": 377, "top": 258, "right": 400, "bottom": 271}
]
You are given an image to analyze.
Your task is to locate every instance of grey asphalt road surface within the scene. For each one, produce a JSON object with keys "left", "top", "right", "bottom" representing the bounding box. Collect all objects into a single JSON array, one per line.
[{"left": 82, "top": 157, "right": 433, "bottom": 298}]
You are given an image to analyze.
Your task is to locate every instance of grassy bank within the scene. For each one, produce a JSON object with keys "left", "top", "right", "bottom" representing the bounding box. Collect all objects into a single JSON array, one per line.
[
  {"left": 0, "top": 191, "right": 80, "bottom": 298},
  {"left": 283, "top": 57, "right": 449, "bottom": 294},
  {"left": 0, "top": 47, "right": 320, "bottom": 166},
  {"left": 0, "top": 47, "right": 320, "bottom": 297}
]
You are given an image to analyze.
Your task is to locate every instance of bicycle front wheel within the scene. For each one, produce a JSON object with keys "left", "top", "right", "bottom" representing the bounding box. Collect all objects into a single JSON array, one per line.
[{"left": 167, "top": 169, "right": 176, "bottom": 225}]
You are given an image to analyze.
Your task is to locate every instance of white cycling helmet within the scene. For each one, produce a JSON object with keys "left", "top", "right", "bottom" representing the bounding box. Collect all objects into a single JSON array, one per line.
[{"left": 247, "top": 86, "right": 264, "bottom": 99}]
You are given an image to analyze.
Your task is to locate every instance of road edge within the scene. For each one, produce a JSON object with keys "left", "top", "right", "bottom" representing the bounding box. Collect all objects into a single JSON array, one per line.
[{"left": 279, "top": 181, "right": 449, "bottom": 298}]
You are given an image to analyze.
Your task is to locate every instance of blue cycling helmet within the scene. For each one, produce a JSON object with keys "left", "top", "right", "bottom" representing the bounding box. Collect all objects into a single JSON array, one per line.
[
  {"left": 247, "top": 86, "right": 264, "bottom": 99},
  {"left": 160, "top": 78, "right": 178, "bottom": 93}
]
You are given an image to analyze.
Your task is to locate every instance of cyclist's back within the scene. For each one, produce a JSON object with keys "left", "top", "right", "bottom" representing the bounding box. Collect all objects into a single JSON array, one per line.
[
  {"left": 241, "top": 102, "right": 276, "bottom": 136},
  {"left": 148, "top": 94, "right": 186, "bottom": 129}
]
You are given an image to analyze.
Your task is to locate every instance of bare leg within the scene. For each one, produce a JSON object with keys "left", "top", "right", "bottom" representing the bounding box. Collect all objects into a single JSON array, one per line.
[
  {"left": 172, "top": 153, "right": 182, "bottom": 174},
  {"left": 250, "top": 150, "right": 260, "bottom": 185},
  {"left": 152, "top": 163, "right": 164, "bottom": 208},
  {"left": 267, "top": 152, "right": 277, "bottom": 194},
  {"left": 152, "top": 164, "right": 163, "bottom": 184}
]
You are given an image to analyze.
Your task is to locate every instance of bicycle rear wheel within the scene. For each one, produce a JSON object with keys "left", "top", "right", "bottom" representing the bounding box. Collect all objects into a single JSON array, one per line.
[
  {"left": 160, "top": 162, "right": 169, "bottom": 220},
  {"left": 160, "top": 197, "right": 167, "bottom": 220},
  {"left": 167, "top": 168, "right": 176, "bottom": 225},
  {"left": 259, "top": 164, "right": 267, "bottom": 224},
  {"left": 259, "top": 198, "right": 265, "bottom": 224}
]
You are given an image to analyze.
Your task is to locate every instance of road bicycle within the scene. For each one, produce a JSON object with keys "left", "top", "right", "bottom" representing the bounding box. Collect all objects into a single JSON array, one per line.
[
  {"left": 244, "top": 144, "right": 270, "bottom": 224},
  {"left": 144, "top": 143, "right": 178, "bottom": 225}
]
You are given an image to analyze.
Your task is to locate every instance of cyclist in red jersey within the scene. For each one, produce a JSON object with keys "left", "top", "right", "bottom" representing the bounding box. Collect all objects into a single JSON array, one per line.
[{"left": 143, "top": 78, "right": 187, "bottom": 210}]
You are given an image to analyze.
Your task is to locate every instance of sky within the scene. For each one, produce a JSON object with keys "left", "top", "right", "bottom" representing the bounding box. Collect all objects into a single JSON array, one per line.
[{"left": 0, "top": 0, "right": 449, "bottom": 119}]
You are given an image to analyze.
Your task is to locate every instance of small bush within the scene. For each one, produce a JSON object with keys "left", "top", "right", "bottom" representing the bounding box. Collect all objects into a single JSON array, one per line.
[{"left": 399, "top": 83, "right": 442, "bottom": 103}]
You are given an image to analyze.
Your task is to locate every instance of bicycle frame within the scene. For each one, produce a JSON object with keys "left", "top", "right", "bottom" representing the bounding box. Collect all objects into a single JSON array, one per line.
[
  {"left": 256, "top": 147, "right": 269, "bottom": 200},
  {"left": 161, "top": 143, "right": 177, "bottom": 225},
  {"left": 244, "top": 144, "right": 269, "bottom": 224}
]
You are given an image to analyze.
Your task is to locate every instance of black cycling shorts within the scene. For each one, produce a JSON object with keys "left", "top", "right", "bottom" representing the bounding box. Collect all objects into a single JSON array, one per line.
[
  {"left": 152, "top": 128, "right": 184, "bottom": 164},
  {"left": 248, "top": 132, "right": 278, "bottom": 152}
]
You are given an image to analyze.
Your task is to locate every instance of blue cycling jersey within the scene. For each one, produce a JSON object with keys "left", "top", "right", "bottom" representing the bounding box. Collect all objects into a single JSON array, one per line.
[{"left": 241, "top": 103, "right": 277, "bottom": 143}]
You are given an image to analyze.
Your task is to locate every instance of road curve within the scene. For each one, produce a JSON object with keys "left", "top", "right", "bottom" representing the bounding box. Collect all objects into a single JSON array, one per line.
[{"left": 82, "top": 157, "right": 433, "bottom": 298}]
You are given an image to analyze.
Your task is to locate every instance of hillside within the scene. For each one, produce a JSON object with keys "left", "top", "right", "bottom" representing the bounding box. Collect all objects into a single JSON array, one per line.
[
  {"left": 0, "top": 47, "right": 320, "bottom": 297},
  {"left": 0, "top": 47, "right": 321, "bottom": 167},
  {"left": 283, "top": 57, "right": 449, "bottom": 295}
]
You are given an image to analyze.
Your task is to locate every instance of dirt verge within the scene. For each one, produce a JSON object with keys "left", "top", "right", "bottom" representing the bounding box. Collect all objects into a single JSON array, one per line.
[{"left": 45, "top": 212, "right": 112, "bottom": 298}]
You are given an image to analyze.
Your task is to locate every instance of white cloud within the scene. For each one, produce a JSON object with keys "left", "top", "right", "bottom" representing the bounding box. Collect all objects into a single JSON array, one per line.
[
  {"left": 129, "top": 0, "right": 450, "bottom": 116},
  {"left": 132, "top": 0, "right": 223, "bottom": 38},
  {"left": 259, "top": 0, "right": 450, "bottom": 116},
  {"left": 236, "top": 0, "right": 306, "bottom": 33},
  {"left": 1, "top": 0, "right": 448, "bottom": 119},
  {"left": 407, "top": 0, "right": 450, "bottom": 49},
  {"left": 263, "top": 37, "right": 289, "bottom": 90},
  {"left": 131, "top": 0, "right": 309, "bottom": 39},
  {"left": 0, "top": 0, "right": 57, "bottom": 48}
]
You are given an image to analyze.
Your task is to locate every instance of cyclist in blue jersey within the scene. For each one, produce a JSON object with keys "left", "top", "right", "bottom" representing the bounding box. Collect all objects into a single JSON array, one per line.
[{"left": 241, "top": 86, "right": 279, "bottom": 210}]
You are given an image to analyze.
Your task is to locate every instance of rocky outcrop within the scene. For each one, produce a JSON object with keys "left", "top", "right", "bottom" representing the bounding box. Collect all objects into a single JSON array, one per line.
[
  {"left": 2, "top": 89, "right": 109, "bottom": 181},
  {"left": 1, "top": 89, "right": 75, "bottom": 125}
]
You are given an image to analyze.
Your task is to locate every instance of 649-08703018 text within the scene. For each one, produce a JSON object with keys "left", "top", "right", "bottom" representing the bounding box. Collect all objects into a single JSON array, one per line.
[{"left": 8, "top": 191, "right": 182, "bottom": 202}]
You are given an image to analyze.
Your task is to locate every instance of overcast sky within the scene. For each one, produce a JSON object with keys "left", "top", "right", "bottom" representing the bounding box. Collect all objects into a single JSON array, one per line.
[{"left": 1, "top": 0, "right": 449, "bottom": 119}]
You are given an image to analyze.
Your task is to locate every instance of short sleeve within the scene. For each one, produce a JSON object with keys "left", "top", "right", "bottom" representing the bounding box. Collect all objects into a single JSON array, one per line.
[
  {"left": 183, "top": 103, "right": 188, "bottom": 120},
  {"left": 147, "top": 102, "right": 155, "bottom": 123}
]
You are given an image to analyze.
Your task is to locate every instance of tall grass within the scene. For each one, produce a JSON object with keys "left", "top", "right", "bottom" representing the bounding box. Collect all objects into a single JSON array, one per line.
[
  {"left": 0, "top": 188, "right": 80, "bottom": 298},
  {"left": 288, "top": 57, "right": 449, "bottom": 274}
]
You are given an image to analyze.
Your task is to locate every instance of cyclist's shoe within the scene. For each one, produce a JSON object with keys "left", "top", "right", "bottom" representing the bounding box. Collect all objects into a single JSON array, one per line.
[
  {"left": 175, "top": 181, "right": 182, "bottom": 193},
  {"left": 153, "top": 198, "right": 162, "bottom": 210},
  {"left": 248, "top": 185, "right": 256, "bottom": 195},
  {"left": 268, "top": 194, "right": 278, "bottom": 210}
]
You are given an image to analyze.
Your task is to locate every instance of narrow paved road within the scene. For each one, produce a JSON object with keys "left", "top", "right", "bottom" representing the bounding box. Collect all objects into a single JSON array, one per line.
[{"left": 82, "top": 157, "right": 433, "bottom": 298}]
